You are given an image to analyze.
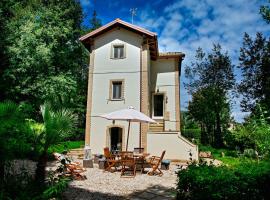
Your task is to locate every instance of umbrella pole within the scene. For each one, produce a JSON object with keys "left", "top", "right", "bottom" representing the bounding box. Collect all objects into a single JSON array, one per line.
[{"left": 126, "top": 120, "right": 131, "bottom": 151}]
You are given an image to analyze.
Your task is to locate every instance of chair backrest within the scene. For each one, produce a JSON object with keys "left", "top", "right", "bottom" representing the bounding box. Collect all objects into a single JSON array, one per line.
[
  {"left": 120, "top": 151, "right": 133, "bottom": 158},
  {"left": 154, "top": 150, "right": 166, "bottom": 166},
  {"left": 134, "top": 147, "right": 144, "bottom": 153},
  {"left": 160, "top": 150, "right": 166, "bottom": 162},
  {"left": 104, "top": 147, "right": 110, "bottom": 158}
]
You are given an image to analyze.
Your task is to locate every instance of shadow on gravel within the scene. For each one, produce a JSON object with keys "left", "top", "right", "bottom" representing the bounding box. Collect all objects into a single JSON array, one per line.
[{"left": 62, "top": 184, "right": 176, "bottom": 200}]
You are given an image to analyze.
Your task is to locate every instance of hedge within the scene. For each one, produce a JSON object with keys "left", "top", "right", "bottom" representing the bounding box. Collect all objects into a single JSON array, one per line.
[{"left": 177, "top": 161, "right": 270, "bottom": 200}]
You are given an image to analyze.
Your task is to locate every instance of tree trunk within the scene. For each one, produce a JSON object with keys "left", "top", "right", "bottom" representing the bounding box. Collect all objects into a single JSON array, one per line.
[
  {"left": 0, "top": 160, "right": 5, "bottom": 185},
  {"left": 201, "top": 124, "right": 209, "bottom": 145},
  {"left": 214, "top": 111, "right": 223, "bottom": 148},
  {"left": 35, "top": 149, "right": 48, "bottom": 184}
]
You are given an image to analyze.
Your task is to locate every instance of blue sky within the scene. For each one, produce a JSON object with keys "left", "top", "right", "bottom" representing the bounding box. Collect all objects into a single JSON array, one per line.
[{"left": 80, "top": 0, "right": 269, "bottom": 122}]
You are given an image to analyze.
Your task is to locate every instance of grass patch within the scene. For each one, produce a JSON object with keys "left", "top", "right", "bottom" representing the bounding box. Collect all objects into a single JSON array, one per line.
[
  {"left": 199, "top": 145, "right": 255, "bottom": 167},
  {"left": 48, "top": 140, "right": 84, "bottom": 154}
]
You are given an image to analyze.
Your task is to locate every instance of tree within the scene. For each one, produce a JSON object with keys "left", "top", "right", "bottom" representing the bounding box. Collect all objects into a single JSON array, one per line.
[
  {"left": 260, "top": 1, "right": 270, "bottom": 23},
  {"left": 87, "top": 10, "right": 102, "bottom": 32},
  {"left": 1, "top": 0, "right": 87, "bottom": 134},
  {"left": 185, "top": 44, "right": 235, "bottom": 147},
  {"left": 35, "top": 103, "right": 76, "bottom": 184},
  {"left": 238, "top": 32, "right": 270, "bottom": 113},
  {"left": 0, "top": 101, "right": 32, "bottom": 183}
]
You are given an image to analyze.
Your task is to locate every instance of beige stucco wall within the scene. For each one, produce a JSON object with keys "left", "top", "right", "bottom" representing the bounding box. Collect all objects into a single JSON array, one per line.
[
  {"left": 150, "top": 59, "right": 177, "bottom": 131},
  {"left": 147, "top": 132, "right": 198, "bottom": 161},
  {"left": 89, "top": 28, "right": 143, "bottom": 154}
]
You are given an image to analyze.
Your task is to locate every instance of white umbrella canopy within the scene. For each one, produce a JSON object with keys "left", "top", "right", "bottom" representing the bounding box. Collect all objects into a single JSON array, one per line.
[{"left": 100, "top": 106, "right": 156, "bottom": 150}]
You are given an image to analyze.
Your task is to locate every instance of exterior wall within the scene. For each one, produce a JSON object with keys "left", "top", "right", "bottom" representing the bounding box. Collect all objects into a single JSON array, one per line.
[
  {"left": 89, "top": 28, "right": 143, "bottom": 154},
  {"left": 147, "top": 132, "right": 198, "bottom": 161},
  {"left": 150, "top": 58, "right": 178, "bottom": 131}
]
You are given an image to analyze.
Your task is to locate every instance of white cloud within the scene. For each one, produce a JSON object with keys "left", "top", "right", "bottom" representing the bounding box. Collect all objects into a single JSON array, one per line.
[{"left": 136, "top": 0, "right": 269, "bottom": 122}]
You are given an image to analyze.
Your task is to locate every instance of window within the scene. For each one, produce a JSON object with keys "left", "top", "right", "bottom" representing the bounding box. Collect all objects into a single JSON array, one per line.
[
  {"left": 112, "top": 44, "right": 125, "bottom": 59},
  {"left": 153, "top": 94, "right": 164, "bottom": 118},
  {"left": 112, "top": 81, "right": 123, "bottom": 99}
]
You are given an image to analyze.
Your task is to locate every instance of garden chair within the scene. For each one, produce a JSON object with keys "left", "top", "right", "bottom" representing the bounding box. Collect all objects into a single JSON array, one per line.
[
  {"left": 104, "top": 147, "right": 119, "bottom": 172},
  {"left": 53, "top": 153, "right": 86, "bottom": 180},
  {"left": 120, "top": 151, "right": 136, "bottom": 177},
  {"left": 147, "top": 150, "right": 166, "bottom": 176}
]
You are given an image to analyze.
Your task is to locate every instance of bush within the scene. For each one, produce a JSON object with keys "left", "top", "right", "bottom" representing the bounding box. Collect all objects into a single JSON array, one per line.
[
  {"left": 182, "top": 129, "right": 201, "bottom": 143},
  {"left": 177, "top": 161, "right": 270, "bottom": 200}
]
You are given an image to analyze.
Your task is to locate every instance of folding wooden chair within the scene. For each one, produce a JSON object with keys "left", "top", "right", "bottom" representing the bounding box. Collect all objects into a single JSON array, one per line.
[
  {"left": 147, "top": 150, "right": 166, "bottom": 176},
  {"left": 120, "top": 151, "right": 136, "bottom": 177},
  {"left": 104, "top": 147, "right": 119, "bottom": 172}
]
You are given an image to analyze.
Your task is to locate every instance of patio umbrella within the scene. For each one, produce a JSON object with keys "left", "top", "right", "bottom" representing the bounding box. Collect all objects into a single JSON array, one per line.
[{"left": 100, "top": 106, "right": 156, "bottom": 151}]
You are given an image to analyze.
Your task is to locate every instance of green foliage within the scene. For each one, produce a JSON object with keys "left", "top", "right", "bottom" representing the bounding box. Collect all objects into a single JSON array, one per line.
[
  {"left": 260, "top": 1, "right": 270, "bottom": 23},
  {"left": 181, "top": 129, "right": 201, "bottom": 143},
  {"left": 238, "top": 32, "right": 270, "bottom": 113},
  {"left": 35, "top": 103, "right": 76, "bottom": 183},
  {"left": 177, "top": 161, "right": 270, "bottom": 200},
  {"left": 225, "top": 106, "right": 270, "bottom": 155},
  {"left": 41, "top": 177, "right": 70, "bottom": 199},
  {"left": 48, "top": 140, "right": 84, "bottom": 154},
  {"left": 1, "top": 0, "right": 88, "bottom": 134},
  {"left": 185, "top": 44, "right": 235, "bottom": 147}
]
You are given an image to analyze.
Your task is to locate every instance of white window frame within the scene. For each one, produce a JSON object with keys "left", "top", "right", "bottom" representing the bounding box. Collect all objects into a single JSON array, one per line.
[
  {"left": 109, "top": 79, "right": 125, "bottom": 101},
  {"left": 111, "top": 43, "right": 126, "bottom": 59}
]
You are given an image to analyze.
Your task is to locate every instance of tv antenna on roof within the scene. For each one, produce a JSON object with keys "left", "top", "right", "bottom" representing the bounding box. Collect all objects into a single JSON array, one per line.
[{"left": 130, "top": 8, "right": 137, "bottom": 24}]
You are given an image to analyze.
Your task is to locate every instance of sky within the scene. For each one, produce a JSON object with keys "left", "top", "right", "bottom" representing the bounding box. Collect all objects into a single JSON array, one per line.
[{"left": 80, "top": 0, "right": 269, "bottom": 122}]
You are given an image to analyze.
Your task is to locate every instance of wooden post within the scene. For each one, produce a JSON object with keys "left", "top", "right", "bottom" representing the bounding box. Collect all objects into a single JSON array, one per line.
[{"left": 126, "top": 120, "right": 131, "bottom": 151}]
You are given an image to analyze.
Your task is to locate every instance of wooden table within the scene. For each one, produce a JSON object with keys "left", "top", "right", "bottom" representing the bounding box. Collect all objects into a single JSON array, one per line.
[{"left": 133, "top": 153, "right": 150, "bottom": 173}]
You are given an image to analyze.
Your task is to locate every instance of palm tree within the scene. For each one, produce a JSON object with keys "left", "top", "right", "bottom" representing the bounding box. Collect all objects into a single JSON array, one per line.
[
  {"left": 35, "top": 103, "right": 76, "bottom": 184},
  {"left": 0, "top": 101, "right": 31, "bottom": 183}
]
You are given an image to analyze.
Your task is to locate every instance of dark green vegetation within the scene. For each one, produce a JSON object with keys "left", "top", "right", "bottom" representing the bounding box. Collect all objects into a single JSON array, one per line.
[
  {"left": 177, "top": 161, "right": 270, "bottom": 200},
  {"left": 185, "top": 44, "right": 235, "bottom": 147},
  {"left": 178, "top": 3, "right": 270, "bottom": 199},
  {"left": 0, "top": 0, "right": 102, "bottom": 199}
]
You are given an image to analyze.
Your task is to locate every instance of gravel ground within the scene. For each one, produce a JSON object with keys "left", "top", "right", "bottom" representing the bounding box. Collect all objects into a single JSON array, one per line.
[{"left": 62, "top": 159, "right": 180, "bottom": 200}]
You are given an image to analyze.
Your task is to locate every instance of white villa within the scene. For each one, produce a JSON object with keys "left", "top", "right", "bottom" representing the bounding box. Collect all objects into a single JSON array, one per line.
[{"left": 80, "top": 18, "right": 198, "bottom": 161}]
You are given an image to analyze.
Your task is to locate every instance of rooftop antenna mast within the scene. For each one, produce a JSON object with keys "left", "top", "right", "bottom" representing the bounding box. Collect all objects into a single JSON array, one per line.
[{"left": 130, "top": 8, "right": 137, "bottom": 24}]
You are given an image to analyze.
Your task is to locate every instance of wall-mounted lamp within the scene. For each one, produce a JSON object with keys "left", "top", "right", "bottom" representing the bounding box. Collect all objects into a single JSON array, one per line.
[
  {"left": 112, "top": 120, "right": 115, "bottom": 125},
  {"left": 166, "top": 96, "right": 168, "bottom": 103},
  {"left": 157, "top": 87, "right": 159, "bottom": 93}
]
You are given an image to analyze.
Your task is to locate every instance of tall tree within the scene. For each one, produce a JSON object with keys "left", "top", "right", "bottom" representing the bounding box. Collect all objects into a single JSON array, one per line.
[
  {"left": 238, "top": 33, "right": 270, "bottom": 113},
  {"left": 2, "top": 0, "right": 87, "bottom": 131},
  {"left": 185, "top": 44, "right": 235, "bottom": 147},
  {"left": 89, "top": 10, "right": 102, "bottom": 31},
  {"left": 260, "top": 1, "right": 270, "bottom": 23}
]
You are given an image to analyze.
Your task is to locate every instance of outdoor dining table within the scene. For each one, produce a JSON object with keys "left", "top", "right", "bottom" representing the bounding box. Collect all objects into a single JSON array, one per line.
[
  {"left": 110, "top": 151, "right": 150, "bottom": 173},
  {"left": 133, "top": 152, "right": 150, "bottom": 173}
]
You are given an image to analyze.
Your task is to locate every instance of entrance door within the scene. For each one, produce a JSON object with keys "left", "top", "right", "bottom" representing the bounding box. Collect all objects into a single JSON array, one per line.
[
  {"left": 153, "top": 94, "right": 164, "bottom": 118},
  {"left": 110, "top": 127, "right": 122, "bottom": 151}
]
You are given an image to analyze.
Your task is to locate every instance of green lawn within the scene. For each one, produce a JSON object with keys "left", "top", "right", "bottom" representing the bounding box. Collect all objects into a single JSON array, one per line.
[
  {"left": 199, "top": 145, "right": 262, "bottom": 167},
  {"left": 48, "top": 140, "right": 84, "bottom": 154}
]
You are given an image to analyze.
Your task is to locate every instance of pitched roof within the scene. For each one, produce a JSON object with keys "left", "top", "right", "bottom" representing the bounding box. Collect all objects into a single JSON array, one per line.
[
  {"left": 79, "top": 18, "right": 159, "bottom": 60},
  {"left": 79, "top": 18, "right": 157, "bottom": 41}
]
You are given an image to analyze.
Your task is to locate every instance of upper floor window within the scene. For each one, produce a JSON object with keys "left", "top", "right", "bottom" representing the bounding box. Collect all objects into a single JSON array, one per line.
[
  {"left": 111, "top": 44, "right": 125, "bottom": 59},
  {"left": 110, "top": 80, "right": 124, "bottom": 100}
]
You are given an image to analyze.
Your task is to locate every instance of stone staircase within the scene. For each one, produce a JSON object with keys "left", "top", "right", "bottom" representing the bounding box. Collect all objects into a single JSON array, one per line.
[
  {"left": 67, "top": 148, "right": 84, "bottom": 159},
  {"left": 149, "top": 120, "right": 164, "bottom": 132}
]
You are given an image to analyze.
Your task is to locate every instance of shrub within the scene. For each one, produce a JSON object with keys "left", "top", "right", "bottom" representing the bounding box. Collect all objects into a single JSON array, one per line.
[
  {"left": 177, "top": 161, "right": 270, "bottom": 200},
  {"left": 182, "top": 129, "right": 201, "bottom": 143}
]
